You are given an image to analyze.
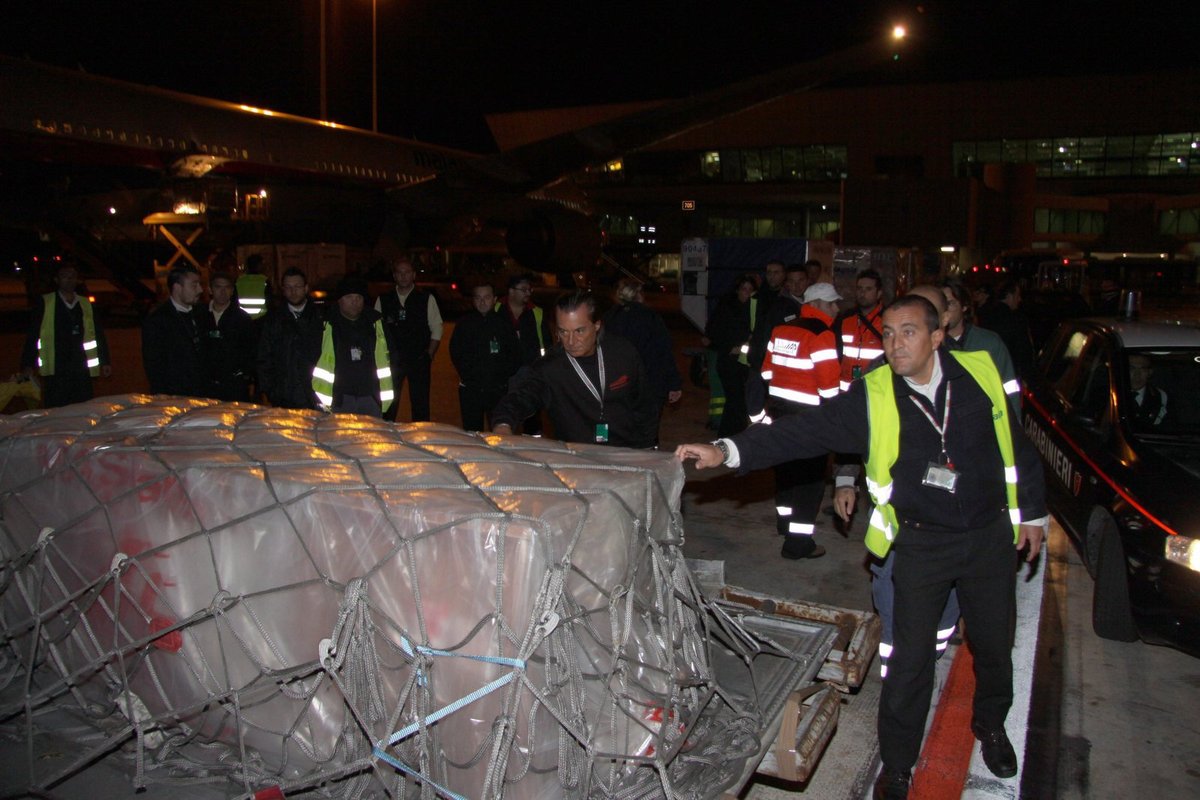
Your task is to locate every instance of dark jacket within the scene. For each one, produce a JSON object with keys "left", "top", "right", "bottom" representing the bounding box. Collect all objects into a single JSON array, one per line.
[
  {"left": 491, "top": 332, "right": 658, "bottom": 449},
  {"left": 199, "top": 302, "right": 256, "bottom": 401},
  {"left": 500, "top": 302, "right": 552, "bottom": 366},
  {"left": 602, "top": 301, "right": 682, "bottom": 402},
  {"left": 945, "top": 322, "right": 1020, "bottom": 418},
  {"left": 257, "top": 301, "right": 324, "bottom": 409},
  {"left": 379, "top": 287, "right": 436, "bottom": 366},
  {"left": 449, "top": 309, "right": 522, "bottom": 391},
  {"left": 142, "top": 300, "right": 206, "bottom": 396},
  {"left": 732, "top": 349, "right": 1046, "bottom": 533},
  {"left": 706, "top": 295, "right": 756, "bottom": 356},
  {"left": 980, "top": 302, "right": 1036, "bottom": 380}
]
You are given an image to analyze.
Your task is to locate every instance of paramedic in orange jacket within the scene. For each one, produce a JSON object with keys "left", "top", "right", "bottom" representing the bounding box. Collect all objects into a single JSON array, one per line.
[
  {"left": 759, "top": 282, "right": 843, "bottom": 560},
  {"left": 837, "top": 268, "right": 885, "bottom": 391}
]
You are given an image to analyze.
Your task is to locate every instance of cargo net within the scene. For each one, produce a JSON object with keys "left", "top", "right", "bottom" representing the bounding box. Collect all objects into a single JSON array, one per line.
[{"left": 0, "top": 396, "right": 775, "bottom": 799}]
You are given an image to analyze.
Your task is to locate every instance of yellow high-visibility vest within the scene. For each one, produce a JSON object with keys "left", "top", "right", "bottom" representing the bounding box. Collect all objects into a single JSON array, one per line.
[
  {"left": 311, "top": 319, "right": 394, "bottom": 411},
  {"left": 862, "top": 350, "right": 1020, "bottom": 558},
  {"left": 37, "top": 293, "right": 100, "bottom": 377}
]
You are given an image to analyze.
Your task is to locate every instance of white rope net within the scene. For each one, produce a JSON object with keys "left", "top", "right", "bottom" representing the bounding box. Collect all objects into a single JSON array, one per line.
[{"left": 0, "top": 396, "right": 780, "bottom": 799}]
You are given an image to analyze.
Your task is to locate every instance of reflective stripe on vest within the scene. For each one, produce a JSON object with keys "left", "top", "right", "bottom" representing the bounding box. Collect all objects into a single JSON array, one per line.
[
  {"left": 532, "top": 306, "right": 546, "bottom": 356},
  {"left": 862, "top": 350, "right": 1021, "bottom": 558},
  {"left": 737, "top": 297, "right": 757, "bottom": 366},
  {"left": 236, "top": 274, "right": 269, "bottom": 319},
  {"left": 37, "top": 293, "right": 100, "bottom": 377},
  {"left": 311, "top": 320, "right": 394, "bottom": 409}
]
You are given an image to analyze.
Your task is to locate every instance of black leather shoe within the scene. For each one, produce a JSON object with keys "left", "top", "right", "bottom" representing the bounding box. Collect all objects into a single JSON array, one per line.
[
  {"left": 873, "top": 768, "right": 911, "bottom": 800},
  {"left": 780, "top": 539, "right": 826, "bottom": 560},
  {"left": 974, "top": 727, "right": 1018, "bottom": 778}
]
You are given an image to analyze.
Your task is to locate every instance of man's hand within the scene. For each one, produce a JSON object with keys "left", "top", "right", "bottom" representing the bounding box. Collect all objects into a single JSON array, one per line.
[
  {"left": 833, "top": 486, "right": 857, "bottom": 522},
  {"left": 674, "top": 443, "right": 725, "bottom": 469},
  {"left": 492, "top": 423, "right": 514, "bottom": 435},
  {"left": 1017, "top": 523, "right": 1044, "bottom": 561},
  {"left": 667, "top": 390, "right": 682, "bottom": 404}
]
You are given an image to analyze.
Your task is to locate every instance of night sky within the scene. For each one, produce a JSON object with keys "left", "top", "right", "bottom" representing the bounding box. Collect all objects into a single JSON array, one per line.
[{"left": 1, "top": 1, "right": 1193, "bottom": 152}]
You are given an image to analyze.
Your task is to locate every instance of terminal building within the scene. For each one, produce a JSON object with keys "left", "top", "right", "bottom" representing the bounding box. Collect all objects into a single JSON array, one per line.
[{"left": 486, "top": 68, "right": 1200, "bottom": 285}]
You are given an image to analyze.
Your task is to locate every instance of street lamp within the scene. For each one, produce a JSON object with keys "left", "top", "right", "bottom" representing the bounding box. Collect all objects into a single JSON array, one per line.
[{"left": 372, "top": 0, "right": 378, "bottom": 132}]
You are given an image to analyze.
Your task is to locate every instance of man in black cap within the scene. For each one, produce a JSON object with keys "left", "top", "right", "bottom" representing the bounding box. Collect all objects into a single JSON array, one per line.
[{"left": 312, "top": 276, "right": 394, "bottom": 418}]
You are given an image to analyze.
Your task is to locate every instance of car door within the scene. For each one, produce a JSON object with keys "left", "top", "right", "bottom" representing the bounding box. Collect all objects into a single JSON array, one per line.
[{"left": 1053, "top": 332, "right": 1118, "bottom": 528}]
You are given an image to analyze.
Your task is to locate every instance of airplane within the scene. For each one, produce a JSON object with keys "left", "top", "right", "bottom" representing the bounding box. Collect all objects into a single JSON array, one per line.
[{"left": 0, "top": 30, "right": 906, "bottom": 298}]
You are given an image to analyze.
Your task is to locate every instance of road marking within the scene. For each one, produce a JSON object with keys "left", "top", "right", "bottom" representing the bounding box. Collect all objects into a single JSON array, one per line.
[{"left": 910, "top": 554, "right": 1046, "bottom": 798}]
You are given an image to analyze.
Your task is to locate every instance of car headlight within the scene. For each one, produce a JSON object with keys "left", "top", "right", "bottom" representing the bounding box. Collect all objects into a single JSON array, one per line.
[{"left": 1164, "top": 536, "right": 1200, "bottom": 573}]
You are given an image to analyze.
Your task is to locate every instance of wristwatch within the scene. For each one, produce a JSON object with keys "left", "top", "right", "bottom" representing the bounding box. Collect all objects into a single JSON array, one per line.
[{"left": 711, "top": 439, "right": 731, "bottom": 464}]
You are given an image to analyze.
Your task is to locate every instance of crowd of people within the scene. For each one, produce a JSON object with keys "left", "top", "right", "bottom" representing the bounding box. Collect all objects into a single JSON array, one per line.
[{"left": 17, "top": 259, "right": 686, "bottom": 445}]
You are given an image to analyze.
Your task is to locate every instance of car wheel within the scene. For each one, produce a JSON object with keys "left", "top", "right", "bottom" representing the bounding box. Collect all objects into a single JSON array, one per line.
[
  {"left": 1083, "top": 507, "right": 1111, "bottom": 579},
  {"left": 1092, "top": 521, "right": 1139, "bottom": 642}
]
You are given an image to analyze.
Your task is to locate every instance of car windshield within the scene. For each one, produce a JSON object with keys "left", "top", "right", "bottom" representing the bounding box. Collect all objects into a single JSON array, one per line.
[{"left": 1121, "top": 348, "right": 1200, "bottom": 438}]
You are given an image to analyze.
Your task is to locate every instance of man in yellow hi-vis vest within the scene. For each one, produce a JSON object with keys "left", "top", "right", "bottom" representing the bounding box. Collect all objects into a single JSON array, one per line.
[
  {"left": 311, "top": 276, "right": 393, "bottom": 418},
  {"left": 676, "top": 295, "right": 1048, "bottom": 800},
  {"left": 20, "top": 262, "right": 111, "bottom": 407}
]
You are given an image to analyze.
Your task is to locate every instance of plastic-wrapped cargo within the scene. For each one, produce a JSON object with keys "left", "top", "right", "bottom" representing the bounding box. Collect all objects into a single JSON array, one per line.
[{"left": 0, "top": 396, "right": 772, "bottom": 799}]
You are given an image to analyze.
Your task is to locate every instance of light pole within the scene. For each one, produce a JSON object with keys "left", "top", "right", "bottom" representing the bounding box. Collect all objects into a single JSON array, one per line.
[
  {"left": 319, "top": 0, "right": 327, "bottom": 119},
  {"left": 371, "top": 0, "right": 378, "bottom": 132}
]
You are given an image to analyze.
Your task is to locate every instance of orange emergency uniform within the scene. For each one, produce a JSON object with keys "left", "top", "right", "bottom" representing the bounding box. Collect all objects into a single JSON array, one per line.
[{"left": 838, "top": 303, "right": 884, "bottom": 391}]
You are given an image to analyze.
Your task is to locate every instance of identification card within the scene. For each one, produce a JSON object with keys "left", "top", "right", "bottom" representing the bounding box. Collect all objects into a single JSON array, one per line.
[
  {"left": 396, "top": 309, "right": 407, "bottom": 321},
  {"left": 594, "top": 422, "right": 609, "bottom": 443},
  {"left": 350, "top": 346, "right": 363, "bottom": 362},
  {"left": 922, "top": 462, "right": 959, "bottom": 494},
  {"left": 489, "top": 338, "right": 499, "bottom": 354}
]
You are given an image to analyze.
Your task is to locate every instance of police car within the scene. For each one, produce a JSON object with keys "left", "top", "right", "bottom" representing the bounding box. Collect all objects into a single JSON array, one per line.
[{"left": 1023, "top": 318, "right": 1200, "bottom": 655}]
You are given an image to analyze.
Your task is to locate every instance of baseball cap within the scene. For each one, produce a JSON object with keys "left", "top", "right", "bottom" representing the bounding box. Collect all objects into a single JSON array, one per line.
[{"left": 803, "top": 282, "right": 843, "bottom": 303}]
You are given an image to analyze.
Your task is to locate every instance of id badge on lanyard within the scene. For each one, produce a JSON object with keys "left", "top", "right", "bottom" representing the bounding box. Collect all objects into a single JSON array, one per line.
[
  {"left": 567, "top": 346, "right": 608, "bottom": 443},
  {"left": 913, "top": 382, "right": 960, "bottom": 494}
]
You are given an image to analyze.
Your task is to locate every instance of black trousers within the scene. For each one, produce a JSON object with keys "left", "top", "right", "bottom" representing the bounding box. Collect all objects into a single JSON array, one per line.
[
  {"left": 384, "top": 356, "right": 431, "bottom": 422},
  {"left": 878, "top": 514, "right": 1016, "bottom": 772},
  {"left": 43, "top": 372, "right": 93, "bottom": 408},
  {"left": 774, "top": 454, "right": 827, "bottom": 537},
  {"left": 458, "top": 383, "right": 506, "bottom": 432},
  {"left": 715, "top": 354, "right": 749, "bottom": 437}
]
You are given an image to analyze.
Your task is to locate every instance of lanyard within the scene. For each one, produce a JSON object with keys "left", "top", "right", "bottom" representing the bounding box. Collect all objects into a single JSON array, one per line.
[
  {"left": 909, "top": 381, "right": 953, "bottom": 468},
  {"left": 566, "top": 345, "right": 606, "bottom": 418}
]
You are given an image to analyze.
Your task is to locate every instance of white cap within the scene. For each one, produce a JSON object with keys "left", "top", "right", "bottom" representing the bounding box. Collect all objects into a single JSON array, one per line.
[{"left": 803, "top": 282, "right": 843, "bottom": 303}]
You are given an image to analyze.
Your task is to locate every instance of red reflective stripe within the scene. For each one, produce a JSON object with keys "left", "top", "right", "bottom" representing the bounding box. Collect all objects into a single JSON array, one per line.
[{"left": 1024, "top": 390, "right": 1179, "bottom": 537}]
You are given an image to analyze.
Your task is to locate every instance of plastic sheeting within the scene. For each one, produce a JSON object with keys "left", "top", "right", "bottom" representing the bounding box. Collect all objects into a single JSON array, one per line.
[{"left": 0, "top": 396, "right": 770, "bottom": 799}]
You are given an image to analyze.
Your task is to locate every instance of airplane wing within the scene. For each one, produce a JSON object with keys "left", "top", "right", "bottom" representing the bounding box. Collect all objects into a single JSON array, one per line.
[{"left": 450, "top": 37, "right": 902, "bottom": 194}]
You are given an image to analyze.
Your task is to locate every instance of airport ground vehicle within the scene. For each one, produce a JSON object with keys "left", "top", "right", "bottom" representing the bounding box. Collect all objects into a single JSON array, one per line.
[{"left": 1023, "top": 318, "right": 1200, "bottom": 655}]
